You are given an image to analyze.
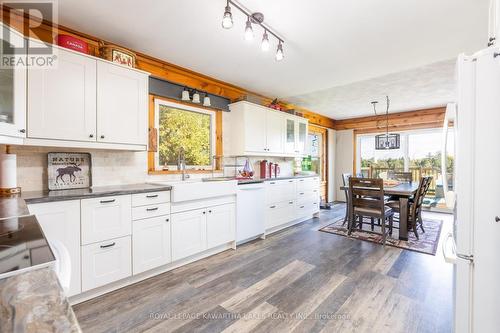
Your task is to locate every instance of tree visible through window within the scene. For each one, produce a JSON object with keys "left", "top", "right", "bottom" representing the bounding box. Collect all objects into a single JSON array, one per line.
[{"left": 158, "top": 104, "right": 212, "bottom": 167}]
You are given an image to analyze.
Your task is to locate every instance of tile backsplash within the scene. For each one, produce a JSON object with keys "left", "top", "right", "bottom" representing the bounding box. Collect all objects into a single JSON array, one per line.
[{"left": 9, "top": 146, "right": 299, "bottom": 192}]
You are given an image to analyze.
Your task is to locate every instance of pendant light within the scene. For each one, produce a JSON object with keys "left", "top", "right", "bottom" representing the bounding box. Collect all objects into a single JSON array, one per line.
[
  {"left": 261, "top": 30, "right": 270, "bottom": 51},
  {"left": 374, "top": 96, "right": 400, "bottom": 150},
  {"left": 275, "top": 40, "right": 284, "bottom": 61},
  {"left": 203, "top": 93, "right": 211, "bottom": 107},
  {"left": 181, "top": 87, "right": 190, "bottom": 101},
  {"left": 221, "top": 0, "right": 233, "bottom": 29},
  {"left": 192, "top": 91, "right": 201, "bottom": 104},
  {"left": 244, "top": 16, "right": 253, "bottom": 41}
]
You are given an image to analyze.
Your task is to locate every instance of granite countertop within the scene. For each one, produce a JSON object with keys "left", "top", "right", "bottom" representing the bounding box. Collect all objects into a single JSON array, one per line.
[
  {"left": 21, "top": 183, "right": 172, "bottom": 204},
  {"left": 0, "top": 267, "right": 81, "bottom": 333}
]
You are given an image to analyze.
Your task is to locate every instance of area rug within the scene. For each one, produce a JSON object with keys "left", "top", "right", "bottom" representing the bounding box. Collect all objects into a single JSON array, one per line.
[{"left": 319, "top": 217, "right": 443, "bottom": 255}]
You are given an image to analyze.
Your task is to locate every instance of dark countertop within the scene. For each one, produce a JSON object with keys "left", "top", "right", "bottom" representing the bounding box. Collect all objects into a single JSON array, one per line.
[
  {"left": 21, "top": 183, "right": 172, "bottom": 204},
  {"left": 0, "top": 267, "right": 81, "bottom": 332}
]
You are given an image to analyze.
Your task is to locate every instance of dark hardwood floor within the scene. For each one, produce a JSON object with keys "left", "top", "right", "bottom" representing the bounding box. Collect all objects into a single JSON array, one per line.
[{"left": 73, "top": 204, "right": 453, "bottom": 333}]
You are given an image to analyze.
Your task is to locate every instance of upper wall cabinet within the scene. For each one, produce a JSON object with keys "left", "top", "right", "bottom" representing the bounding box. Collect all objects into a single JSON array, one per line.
[
  {"left": 224, "top": 101, "right": 307, "bottom": 157},
  {"left": 0, "top": 23, "right": 26, "bottom": 144},
  {"left": 28, "top": 44, "right": 97, "bottom": 142},
  {"left": 97, "top": 61, "right": 147, "bottom": 145},
  {"left": 26, "top": 40, "right": 149, "bottom": 150}
]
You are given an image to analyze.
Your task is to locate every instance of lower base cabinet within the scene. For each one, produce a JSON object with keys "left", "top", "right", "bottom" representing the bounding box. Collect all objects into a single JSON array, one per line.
[
  {"left": 132, "top": 216, "right": 171, "bottom": 275},
  {"left": 81, "top": 236, "right": 132, "bottom": 291},
  {"left": 171, "top": 208, "right": 207, "bottom": 261},
  {"left": 265, "top": 200, "right": 295, "bottom": 230},
  {"left": 206, "top": 203, "right": 235, "bottom": 248}
]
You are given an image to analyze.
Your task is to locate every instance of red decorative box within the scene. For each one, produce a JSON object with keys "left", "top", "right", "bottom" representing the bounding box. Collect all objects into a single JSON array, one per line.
[{"left": 56, "top": 35, "right": 89, "bottom": 54}]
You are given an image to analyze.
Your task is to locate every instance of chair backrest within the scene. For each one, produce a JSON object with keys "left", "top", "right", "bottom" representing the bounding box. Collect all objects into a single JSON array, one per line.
[
  {"left": 349, "top": 177, "right": 385, "bottom": 218},
  {"left": 388, "top": 171, "right": 412, "bottom": 183},
  {"left": 342, "top": 173, "right": 351, "bottom": 202},
  {"left": 410, "top": 176, "right": 433, "bottom": 218}
]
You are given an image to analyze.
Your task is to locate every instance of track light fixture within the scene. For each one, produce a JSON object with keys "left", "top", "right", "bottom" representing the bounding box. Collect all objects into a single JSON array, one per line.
[{"left": 221, "top": 0, "right": 284, "bottom": 61}]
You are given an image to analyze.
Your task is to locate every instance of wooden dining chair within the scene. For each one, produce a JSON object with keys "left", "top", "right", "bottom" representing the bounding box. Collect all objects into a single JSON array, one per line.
[
  {"left": 387, "top": 171, "right": 413, "bottom": 183},
  {"left": 348, "top": 177, "right": 394, "bottom": 244},
  {"left": 341, "top": 173, "right": 351, "bottom": 226},
  {"left": 386, "top": 176, "right": 432, "bottom": 239}
]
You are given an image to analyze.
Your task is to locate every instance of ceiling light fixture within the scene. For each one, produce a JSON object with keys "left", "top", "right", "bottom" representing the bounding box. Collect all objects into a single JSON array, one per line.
[
  {"left": 244, "top": 16, "right": 254, "bottom": 41},
  {"left": 221, "top": 0, "right": 233, "bottom": 29},
  {"left": 261, "top": 30, "right": 269, "bottom": 51},
  {"left": 373, "top": 96, "right": 400, "bottom": 150},
  {"left": 221, "top": 0, "right": 284, "bottom": 61}
]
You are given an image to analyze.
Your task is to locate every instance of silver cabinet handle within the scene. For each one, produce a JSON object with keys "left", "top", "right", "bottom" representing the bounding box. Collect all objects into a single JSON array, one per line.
[
  {"left": 100, "top": 199, "right": 115, "bottom": 204},
  {"left": 270, "top": 205, "right": 276, "bottom": 208},
  {"left": 146, "top": 207, "right": 158, "bottom": 211},
  {"left": 289, "top": 201, "right": 293, "bottom": 204},
  {"left": 270, "top": 182, "right": 276, "bottom": 185},
  {"left": 146, "top": 194, "right": 159, "bottom": 198},
  {"left": 100, "top": 242, "right": 115, "bottom": 249},
  {"left": 300, "top": 205, "right": 305, "bottom": 208}
]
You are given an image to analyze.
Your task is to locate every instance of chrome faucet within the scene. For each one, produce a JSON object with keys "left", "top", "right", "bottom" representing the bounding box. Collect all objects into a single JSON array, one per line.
[{"left": 178, "top": 147, "right": 190, "bottom": 181}]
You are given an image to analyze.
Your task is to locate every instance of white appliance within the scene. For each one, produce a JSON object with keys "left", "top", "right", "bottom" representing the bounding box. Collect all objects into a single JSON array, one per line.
[
  {"left": 236, "top": 183, "right": 265, "bottom": 244},
  {"left": 442, "top": 47, "right": 500, "bottom": 333}
]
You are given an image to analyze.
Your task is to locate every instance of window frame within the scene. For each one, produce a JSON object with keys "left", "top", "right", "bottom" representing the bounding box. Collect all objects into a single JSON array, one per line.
[{"left": 148, "top": 95, "right": 222, "bottom": 174}]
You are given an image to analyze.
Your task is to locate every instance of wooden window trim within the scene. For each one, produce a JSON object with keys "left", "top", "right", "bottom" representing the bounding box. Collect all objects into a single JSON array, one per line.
[{"left": 148, "top": 94, "right": 223, "bottom": 175}]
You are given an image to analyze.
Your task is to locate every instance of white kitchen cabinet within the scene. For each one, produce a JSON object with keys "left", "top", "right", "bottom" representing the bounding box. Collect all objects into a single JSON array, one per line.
[
  {"left": 265, "top": 200, "right": 295, "bottom": 229},
  {"left": 206, "top": 203, "right": 235, "bottom": 248},
  {"left": 132, "top": 203, "right": 170, "bottom": 220},
  {"left": 81, "top": 195, "right": 132, "bottom": 245},
  {"left": 266, "top": 179, "right": 296, "bottom": 204},
  {"left": 97, "top": 61, "right": 148, "bottom": 145},
  {"left": 225, "top": 101, "right": 306, "bottom": 157},
  {"left": 171, "top": 208, "right": 207, "bottom": 261},
  {"left": 27, "top": 200, "right": 81, "bottom": 296},
  {"left": 81, "top": 236, "right": 132, "bottom": 291},
  {"left": 266, "top": 111, "right": 285, "bottom": 154},
  {"left": 28, "top": 43, "right": 97, "bottom": 142},
  {"left": 132, "top": 216, "right": 171, "bottom": 274},
  {"left": 0, "top": 23, "right": 26, "bottom": 142}
]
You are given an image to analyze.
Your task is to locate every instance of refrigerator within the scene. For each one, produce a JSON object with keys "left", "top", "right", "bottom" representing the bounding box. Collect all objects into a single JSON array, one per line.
[{"left": 442, "top": 46, "right": 500, "bottom": 333}]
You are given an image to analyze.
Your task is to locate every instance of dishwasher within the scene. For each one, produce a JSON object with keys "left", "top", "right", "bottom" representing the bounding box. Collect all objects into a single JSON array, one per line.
[{"left": 236, "top": 182, "right": 266, "bottom": 245}]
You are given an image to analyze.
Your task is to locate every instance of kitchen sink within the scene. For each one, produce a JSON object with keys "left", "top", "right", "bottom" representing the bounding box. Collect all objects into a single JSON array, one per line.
[{"left": 149, "top": 178, "right": 237, "bottom": 202}]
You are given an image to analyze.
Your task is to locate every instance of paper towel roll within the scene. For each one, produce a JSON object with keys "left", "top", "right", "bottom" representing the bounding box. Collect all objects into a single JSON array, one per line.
[{"left": 0, "top": 154, "right": 17, "bottom": 189}]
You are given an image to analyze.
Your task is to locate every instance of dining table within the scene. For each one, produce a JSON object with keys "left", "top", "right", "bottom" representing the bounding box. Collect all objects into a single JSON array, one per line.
[{"left": 340, "top": 182, "right": 419, "bottom": 241}]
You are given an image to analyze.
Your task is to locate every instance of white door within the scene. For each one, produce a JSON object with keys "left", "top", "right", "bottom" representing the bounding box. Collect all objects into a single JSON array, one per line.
[
  {"left": 28, "top": 44, "right": 96, "bottom": 141},
  {"left": 244, "top": 107, "right": 267, "bottom": 153},
  {"left": 0, "top": 23, "right": 26, "bottom": 138},
  {"left": 81, "top": 236, "right": 132, "bottom": 291},
  {"left": 171, "top": 208, "right": 207, "bottom": 261},
  {"left": 206, "top": 203, "right": 235, "bottom": 248},
  {"left": 470, "top": 48, "right": 500, "bottom": 333},
  {"left": 132, "top": 216, "right": 171, "bottom": 274},
  {"left": 266, "top": 111, "right": 285, "bottom": 154},
  {"left": 81, "top": 195, "right": 132, "bottom": 245},
  {"left": 295, "top": 119, "right": 308, "bottom": 155},
  {"left": 96, "top": 61, "right": 148, "bottom": 145},
  {"left": 28, "top": 200, "right": 81, "bottom": 296}
]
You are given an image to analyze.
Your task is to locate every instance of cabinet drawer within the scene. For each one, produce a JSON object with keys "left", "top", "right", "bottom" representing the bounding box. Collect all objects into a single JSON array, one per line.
[
  {"left": 132, "top": 191, "right": 170, "bottom": 207},
  {"left": 265, "top": 200, "right": 295, "bottom": 229},
  {"left": 81, "top": 236, "right": 131, "bottom": 291},
  {"left": 132, "top": 203, "right": 170, "bottom": 220},
  {"left": 266, "top": 179, "right": 296, "bottom": 204},
  {"left": 81, "top": 195, "right": 132, "bottom": 245},
  {"left": 297, "top": 177, "right": 320, "bottom": 191}
]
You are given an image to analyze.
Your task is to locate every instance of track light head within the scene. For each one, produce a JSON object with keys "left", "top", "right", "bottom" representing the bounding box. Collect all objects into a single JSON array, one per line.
[
  {"left": 275, "top": 41, "right": 284, "bottom": 61},
  {"left": 261, "top": 31, "right": 270, "bottom": 52},
  {"left": 244, "top": 17, "right": 254, "bottom": 41},
  {"left": 221, "top": 3, "right": 233, "bottom": 29}
]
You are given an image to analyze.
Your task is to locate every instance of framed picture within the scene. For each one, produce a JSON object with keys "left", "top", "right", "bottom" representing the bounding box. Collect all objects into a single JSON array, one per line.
[
  {"left": 99, "top": 42, "right": 136, "bottom": 68},
  {"left": 47, "top": 153, "right": 92, "bottom": 191},
  {"left": 111, "top": 49, "right": 135, "bottom": 68}
]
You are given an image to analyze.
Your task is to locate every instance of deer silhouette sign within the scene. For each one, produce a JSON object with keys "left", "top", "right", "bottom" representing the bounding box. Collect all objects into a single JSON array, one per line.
[{"left": 55, "top": 163, "right": 82, "bottom": 184}]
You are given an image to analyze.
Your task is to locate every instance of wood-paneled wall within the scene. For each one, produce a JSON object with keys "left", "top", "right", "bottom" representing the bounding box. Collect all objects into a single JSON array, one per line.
[{"left": 2, "top": 6, "right": 335, "bottom": 128}]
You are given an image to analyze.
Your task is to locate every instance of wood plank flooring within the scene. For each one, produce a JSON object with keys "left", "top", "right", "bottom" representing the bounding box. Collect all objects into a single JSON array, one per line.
[{"left": 73, "top": 204, "right": 453, "bottom": 333}]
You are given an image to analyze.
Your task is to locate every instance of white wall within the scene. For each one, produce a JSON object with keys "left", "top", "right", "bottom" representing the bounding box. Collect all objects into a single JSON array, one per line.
[{"left": 334, "top": 129, "right": 354, "bottom": 201}]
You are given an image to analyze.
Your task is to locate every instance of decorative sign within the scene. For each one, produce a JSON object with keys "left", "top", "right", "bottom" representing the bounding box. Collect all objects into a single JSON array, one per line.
[{"left": 47, "top": 153, "right": 92, "bottom": 190}]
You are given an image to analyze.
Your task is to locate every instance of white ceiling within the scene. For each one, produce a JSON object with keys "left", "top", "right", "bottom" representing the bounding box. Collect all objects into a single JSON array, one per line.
[{"left": 55, "top": 0, "right": 489, "bottom": 119}]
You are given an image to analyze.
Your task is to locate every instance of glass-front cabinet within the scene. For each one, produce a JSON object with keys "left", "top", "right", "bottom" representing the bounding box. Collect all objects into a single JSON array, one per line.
[
  {"left": 295, "top": 119, "right": 308, "bottom": 155},
  {"left": 284, "top": 116, "right": 308, "bottom": 156},
  {"left": 285, "top": 118, "right": 296, "bottom": 154},
  {"left": 0, "top": 23, "right": 26, "bottom": 141}
]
